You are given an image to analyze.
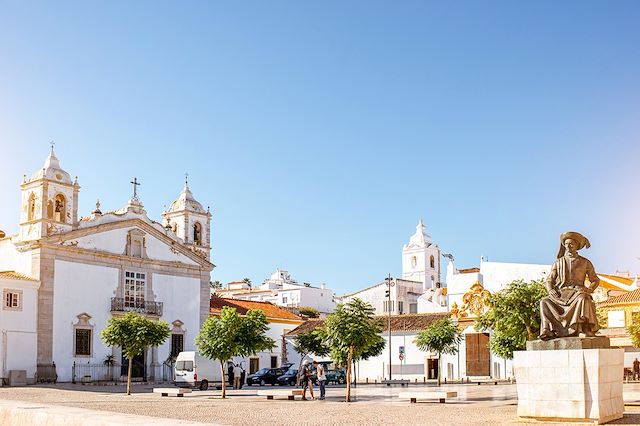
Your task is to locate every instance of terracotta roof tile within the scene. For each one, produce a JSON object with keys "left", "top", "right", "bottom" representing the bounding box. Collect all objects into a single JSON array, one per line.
[
  {"left": 0, "top": 271, "right": 38, "bottom": 282},
  {"left": 286, "top": 312, "right": 449, "bottom": 336},
  {"left": 597, "top": 288, "right": 640, "bottom": 307},
  {"left": 209, "top": 297, "right": 303, "bottom": 321}
]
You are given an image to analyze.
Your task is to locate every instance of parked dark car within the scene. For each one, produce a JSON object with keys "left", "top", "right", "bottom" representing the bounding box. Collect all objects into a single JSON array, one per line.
[
  {"left": 246, "top": 368, "right": 285, "bottom": 386},
  {"left": 277, "top": 369, "right": 298, "bottom": 386},
  {"left": 311, "top": 362, "right": 346, "bottom": 385}
]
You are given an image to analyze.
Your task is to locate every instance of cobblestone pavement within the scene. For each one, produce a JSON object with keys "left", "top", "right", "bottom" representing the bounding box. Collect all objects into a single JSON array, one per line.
[{"left": 2, "top": 383, "right": 640, "bottom": 425}]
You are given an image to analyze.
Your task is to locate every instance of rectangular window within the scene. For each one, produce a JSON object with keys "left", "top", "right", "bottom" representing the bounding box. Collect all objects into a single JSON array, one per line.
[
  {"left": 249, "top": 358, "right": 260, "bottom": 374},
  {"left": 171, "top": 334, "right": 184, "bottom": 359},
  {"left": 3, "top": 291, "right": 21, "bottom": 310},
  {"left": 175, "top": 360, "right": 193, "bottom": 372},
  {"left": 75, "top": 329, "right": 92, "bottom": 356},
  {"left": 282, "top": 296, "right": 288, "bottom": 304},
  {"left": 271, "top": 356, "right": 278, "bottom": 368},
  {"left": 124, "top": 271, "right": 146, "bottom": 308},
  {"left": 409, "top": 303, "right": 418, "bottom": 314},
  {"left": 608, "top": 310, "right": 625, "bottom": 328},
  {"left": 398, "top": 301, "right": 404, "bottom": 314}
]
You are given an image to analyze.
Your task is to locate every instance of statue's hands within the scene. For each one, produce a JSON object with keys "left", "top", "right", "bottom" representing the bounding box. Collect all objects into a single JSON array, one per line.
[{"left": 549, "top": 288, "right": 561, "bottom": 298}]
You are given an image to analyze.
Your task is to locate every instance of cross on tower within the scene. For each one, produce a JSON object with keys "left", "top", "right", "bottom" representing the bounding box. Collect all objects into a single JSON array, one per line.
[
  {"left": 50, "top": 141, "right": 55, "bottom": 153},
  {"left": 130, "top": 177, "right": 141, "bottom": 199}
]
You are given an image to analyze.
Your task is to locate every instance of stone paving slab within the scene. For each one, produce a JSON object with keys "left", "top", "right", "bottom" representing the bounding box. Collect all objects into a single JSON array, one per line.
[{"left": 2, "top": 383, "right": 640, "bottom": 425}]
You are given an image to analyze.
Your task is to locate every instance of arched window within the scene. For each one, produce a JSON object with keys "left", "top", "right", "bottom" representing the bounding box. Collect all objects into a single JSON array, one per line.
[
  {"left": 47, "top": 200, "right": 54, "bottom": 219},
  {"left": 171, "top": 222, "right": 177, "bottom": 233},
  {"left": 54, "top": 194, "right": 66, "bottom": 223},
  {"left": 27, "top": 193, "right": 36, "bottom": 221},
  {"left": 193, "top": 222, "right": 202, "bottom": 246},
  {"left": 430, "top": 255, "right": 435, "bottom": 269},
  {"left": 411, "top": 256, "right": 417, "bottom": 268}
]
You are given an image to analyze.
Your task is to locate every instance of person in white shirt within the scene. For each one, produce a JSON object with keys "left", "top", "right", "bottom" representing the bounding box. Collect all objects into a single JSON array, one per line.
[
  {"left": 314, "top": 361, "right": 326, "bottom": 400},
  {"left": 233, "top": 363, "right": 242, "bottom": 389}
]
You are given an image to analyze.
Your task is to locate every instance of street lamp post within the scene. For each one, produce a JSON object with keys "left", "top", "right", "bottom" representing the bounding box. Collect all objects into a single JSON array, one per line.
[{"left": 385, "top": 273, "right": 395, "bottom": 381}]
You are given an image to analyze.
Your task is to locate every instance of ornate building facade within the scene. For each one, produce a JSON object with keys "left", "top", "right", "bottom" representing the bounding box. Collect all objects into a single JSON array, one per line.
[{"left": 0, "top": 148, "right": 213, "bottom": 383}]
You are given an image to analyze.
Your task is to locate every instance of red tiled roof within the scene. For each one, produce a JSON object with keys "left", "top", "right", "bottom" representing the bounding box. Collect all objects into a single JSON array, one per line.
[
  {"left": 458, "top": 268, "right": 480, "bottom": 274},
  {"left": 286, "top": 312, "right": 449, "bottom": 336},
  {"left": 597, "top": 288, "right": 640, "bottom": 307},
  {"left": 0, "top": 271, "right": 38, "bottom": 282},
  {"left": 209, "top": 297, "right": 303, "bottom": 321}
]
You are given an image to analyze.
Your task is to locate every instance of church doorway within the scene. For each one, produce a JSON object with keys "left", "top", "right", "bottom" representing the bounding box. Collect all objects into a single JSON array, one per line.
[
  {"left": 465, "top": 333, "right": 490, "bottom": 376},
  {"left": 122, "top": 351, "right": 146, "bottom": 381}
]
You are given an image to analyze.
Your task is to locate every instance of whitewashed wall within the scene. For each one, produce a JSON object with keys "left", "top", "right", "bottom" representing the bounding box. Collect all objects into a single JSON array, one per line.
[
  {"left": 52, "top": 260, "right": 119, "bottom": 382},
  {"left": 0, "top": 278, "right": 39, "bottom": 383},
  {"left": 154, "top": 273, "right": 202, "bottom": 361}
]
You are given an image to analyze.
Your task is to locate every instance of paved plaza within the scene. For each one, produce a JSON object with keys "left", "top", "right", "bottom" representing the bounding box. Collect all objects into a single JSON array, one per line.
[{"left": 3, "top": 383, "right": 640, "bottom": 425}]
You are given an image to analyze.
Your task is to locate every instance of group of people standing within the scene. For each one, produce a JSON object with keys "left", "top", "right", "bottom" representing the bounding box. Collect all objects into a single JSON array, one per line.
[
  {"left": 299, "top": 359, "right": 326, "bottom": 401},
  {"left": 227, "top": 362, "right": 246, "bottom": 389}
]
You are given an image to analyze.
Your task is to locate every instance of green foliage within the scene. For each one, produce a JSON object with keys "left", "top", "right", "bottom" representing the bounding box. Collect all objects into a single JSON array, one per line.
[
  {"left": 323, "top": 298, "right": 384, "bottom": 401},
  {"left": 414, "top": 316, "right": 462, "bottom": 386},
  {"left": 626, "top": 320, "right": 640, "bottom": 349},
  {"left": 298, "top": 306, "right": 320, "bottom": 318},
  {"left": 195, "top": 306, "right": 275, "bottom": 398},
  {"left": 414, "top": 317, "right": 462, "bottom": 356},
  {"left": 196, "top": 306, "right": 275, "bottom": 360},
  {"left": 100, "top": 311, "right": 170, "bottom": 394},
  {"left": 475, "top": 279, "right": 547, "bottom": 359},
  {"left": 101, "top": 311, "right": 170, "bottom": 359},
  {"left": 293, "top": 329, "right": 329, "bottom": 359}
]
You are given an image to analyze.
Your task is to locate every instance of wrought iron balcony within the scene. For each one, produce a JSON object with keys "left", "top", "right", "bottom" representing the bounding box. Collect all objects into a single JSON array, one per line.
[{"left": 110, "top": 297, "right": 163, "bottom": 316}]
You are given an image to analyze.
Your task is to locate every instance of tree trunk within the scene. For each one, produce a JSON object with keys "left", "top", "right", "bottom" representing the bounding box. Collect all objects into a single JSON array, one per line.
[
  {"left": 437, "top": 353, "right": 441, "bottom": 387},
  {"left": 127, "top": 357, "right": 133, "bottom": 395},
  {"left": 526, "top": 325, "right": 535, "bottom": 340},
  {"left": 346, "top": 346, "right": 354, "bottom": 402},
  {"left": 220, "top": 361, "right": 227, "bottom": 399}
]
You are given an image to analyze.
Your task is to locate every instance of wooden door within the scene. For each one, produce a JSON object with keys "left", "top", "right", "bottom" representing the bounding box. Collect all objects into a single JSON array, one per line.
[{"left": 465, "top": 333, "right": 490, "bottom": 376}]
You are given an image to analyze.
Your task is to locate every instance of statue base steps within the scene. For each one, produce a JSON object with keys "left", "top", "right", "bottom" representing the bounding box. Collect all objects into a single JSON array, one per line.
[{"left": 514, "top": 348, "right": 624, "bottom": 424}]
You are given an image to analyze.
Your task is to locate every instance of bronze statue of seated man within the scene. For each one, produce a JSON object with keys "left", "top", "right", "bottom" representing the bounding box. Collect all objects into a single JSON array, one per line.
[{"left": 539, "top": 231, "right": 600, "bottom": 341}]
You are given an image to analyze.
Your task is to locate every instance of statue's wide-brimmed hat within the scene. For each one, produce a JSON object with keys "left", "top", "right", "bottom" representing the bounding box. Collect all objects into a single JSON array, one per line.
[{"left": 557, "top": 231, "right": 591, "bottom": 258}]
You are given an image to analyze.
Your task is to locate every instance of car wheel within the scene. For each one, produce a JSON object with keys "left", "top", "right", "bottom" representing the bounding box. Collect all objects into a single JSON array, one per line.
[
  {"left": 290, "top": 380, "right": 295, "bottom": 386},
  {"left": 260, "top": 379, "right": 265, "bottom": 386},
  {"left": 199, "top": 380, "right": 209, "bottom": 391},
  {"left": 338, "top": 377, "right": 345, "bottom": 384}
]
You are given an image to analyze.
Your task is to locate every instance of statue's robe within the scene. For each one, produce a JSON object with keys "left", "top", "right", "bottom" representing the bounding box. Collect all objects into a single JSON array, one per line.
[{"left": 540, "top": 255, "right": 599, "bottom": 338}]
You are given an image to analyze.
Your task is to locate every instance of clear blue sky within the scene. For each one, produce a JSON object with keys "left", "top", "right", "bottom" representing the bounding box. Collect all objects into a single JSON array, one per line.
[{"left": 1, "top": 1, "right": 639, "bottom": 293}]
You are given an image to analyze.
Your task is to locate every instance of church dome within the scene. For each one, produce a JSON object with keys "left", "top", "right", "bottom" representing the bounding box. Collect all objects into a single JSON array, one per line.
[
  {"left": 167, "top": 180, "right": 205, "bottom": 213},
  {"left": 30, "top": 147, "right": 73, "bottom": 185}
]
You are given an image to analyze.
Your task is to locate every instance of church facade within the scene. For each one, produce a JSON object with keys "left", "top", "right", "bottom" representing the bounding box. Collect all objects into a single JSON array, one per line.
[{"left": 0, "top": 149, "right": 213, "bottom": 383}]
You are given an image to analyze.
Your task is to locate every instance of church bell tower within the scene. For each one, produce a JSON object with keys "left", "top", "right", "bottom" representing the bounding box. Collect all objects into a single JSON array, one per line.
[
  {"left": 162, "top": 176, "right": 211, "bottom": 260},
  {"left": 19, "top": 146, "right": 80, "bottom": 241}
]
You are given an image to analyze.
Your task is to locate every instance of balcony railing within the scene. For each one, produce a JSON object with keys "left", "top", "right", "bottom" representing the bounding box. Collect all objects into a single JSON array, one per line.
[{"left": 110, "top": 297, "right": 163, "bottom": 316}]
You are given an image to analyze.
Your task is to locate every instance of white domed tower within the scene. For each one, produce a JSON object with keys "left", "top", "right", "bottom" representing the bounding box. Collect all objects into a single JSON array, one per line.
[
  {"left": 401, "top": 219, "right": 441, "bottom": 291},
  {"left": 162, "top": 177, "right": 211, "bottom": 260},
  {"left": 19, "top": 146, "right": 80, "bottom": 241}
]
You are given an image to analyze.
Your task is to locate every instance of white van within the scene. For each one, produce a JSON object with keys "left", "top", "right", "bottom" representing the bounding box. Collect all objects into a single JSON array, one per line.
[{"left": 174, "top": 351, "right": 225, "bottom": 390}]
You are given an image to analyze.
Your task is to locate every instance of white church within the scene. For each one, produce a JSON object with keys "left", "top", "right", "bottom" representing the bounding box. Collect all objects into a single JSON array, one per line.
[
  {"left": 0, "top": 148, "right": 213, "bottom": 384},
  {"left": 341, "top": 219, "right": 445, "bottom": 315}
]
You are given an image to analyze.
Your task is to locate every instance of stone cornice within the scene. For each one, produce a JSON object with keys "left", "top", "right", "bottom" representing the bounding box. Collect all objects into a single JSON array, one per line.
[{"left": 15, "top": 218, "right": 214, "bottom": 271}]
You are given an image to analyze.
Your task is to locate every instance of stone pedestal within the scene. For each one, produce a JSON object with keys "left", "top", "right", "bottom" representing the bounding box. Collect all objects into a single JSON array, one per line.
[{"left": 514, "top": 348, "right": 624, "bottom": 424}]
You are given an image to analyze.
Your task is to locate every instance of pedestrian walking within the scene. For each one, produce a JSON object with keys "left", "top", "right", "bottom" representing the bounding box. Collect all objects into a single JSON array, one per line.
[
  {"left": 633, "top": 358, "right": 640, "bottom": 381},
  {"left": 300, "top": 359, "right": 315, "bottom": 400},
  {"left": 233, "top": 363, "right": 242, "bottom": 389},
  {"left": 314, "top": 361, "right": 326, "bottom": 400},
  {"left": 228, "top": 362, "right": 234, "bottom": 387}
]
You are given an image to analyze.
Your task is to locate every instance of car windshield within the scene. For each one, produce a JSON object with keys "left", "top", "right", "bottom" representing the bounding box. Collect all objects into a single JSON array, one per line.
[
  {"left": 175, "top": 360, "right": 193, "bottom": 372},
  {"left": 255, "top": 368, "right": 269, "bottom": 375}
]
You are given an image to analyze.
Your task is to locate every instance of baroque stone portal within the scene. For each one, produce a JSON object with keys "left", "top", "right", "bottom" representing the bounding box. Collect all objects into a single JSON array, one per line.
[{"left": 539, "top": 231, "right": 600, "bottom": 341}]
